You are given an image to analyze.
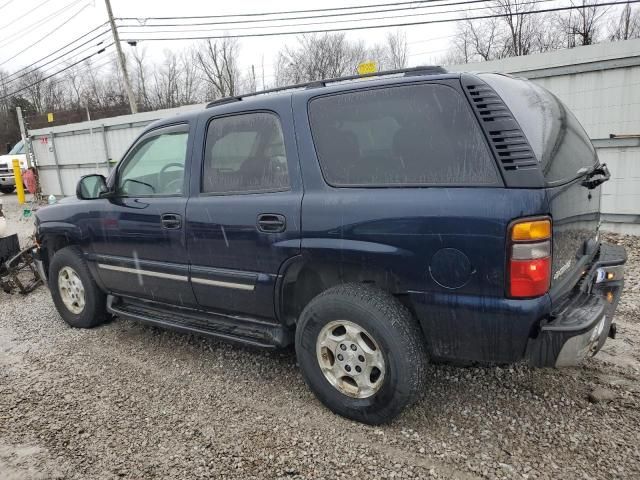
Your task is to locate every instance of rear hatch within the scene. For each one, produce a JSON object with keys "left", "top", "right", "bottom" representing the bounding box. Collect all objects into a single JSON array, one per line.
[{"left": 480, "top": 74, "right": 605, "bottom": 299}]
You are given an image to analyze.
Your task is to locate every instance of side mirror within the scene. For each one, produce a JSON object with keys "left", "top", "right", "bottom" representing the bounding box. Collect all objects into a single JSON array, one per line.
[{"left": 76, "top": 174, "right": 108, "bottom": 200}]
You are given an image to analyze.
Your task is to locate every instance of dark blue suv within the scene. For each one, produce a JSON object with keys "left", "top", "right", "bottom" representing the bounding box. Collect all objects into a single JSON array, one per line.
[{"left": 34, "top": 67, "right": 626, "bottom": 424}]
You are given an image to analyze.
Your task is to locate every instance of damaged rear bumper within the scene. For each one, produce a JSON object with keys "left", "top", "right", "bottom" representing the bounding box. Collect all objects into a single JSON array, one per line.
[{"left": 525, "top": 244, "right": 626, "bottom": 367}]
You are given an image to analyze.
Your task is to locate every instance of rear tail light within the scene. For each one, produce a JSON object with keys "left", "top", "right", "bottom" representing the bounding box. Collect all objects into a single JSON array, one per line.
[{"left": 508, "top": 218, "right": 552, "bottom": 298}]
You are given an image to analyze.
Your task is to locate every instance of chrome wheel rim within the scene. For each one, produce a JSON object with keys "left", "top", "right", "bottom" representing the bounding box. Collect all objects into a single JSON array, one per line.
[
  {"left": 58, "top": 266, "right": 85, "bottom": 314},
  {"left": 316, "top": 320, "right": 385, "bottom": 399}
]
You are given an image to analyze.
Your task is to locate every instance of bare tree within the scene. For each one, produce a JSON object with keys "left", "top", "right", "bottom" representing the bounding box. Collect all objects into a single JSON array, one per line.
[
  {"left": 18, "top": 70, "right": 46, "bottom": 112},
  {"left": 556, "top": 0, "right": 609, "bottom": 47},
  {"left": 150, "top": 50, "right": 181, "bottom": 109},
  {"left": 276, "top": 33, "right": 367, "bottom": 85},
  {"left": 365, "top": 43, "right": 387, "bottom": 69},
  {"left": 608, "top": 2, "right": 640, "bottom": 40},
  {"left": 64, "top": 62, "right": 85, "bottom": 108},
  {"left": 179, "top": 49, "right": 202, "bottom": 105},
  {"left": 245, "top": 65, "right": 257, "bottom": 93},
  {"left": 491, "top": 0, "right": 538, "bottom": 56},
  {"left": 471, "top": 17, "right": 505, "bottom": 60},
  {"left": 195, "top": 37, "right": 241, "bottom": 98},
  {"left": 385, "top": 31, "right": 408, "bottom": 69},
  {"left": 132, "top": 47, "right": 152, "bottom": 110},
  {"left": 83, "top": 58, "right": 108, "bottom": 109},
  {"left": 446, "top": 24, "right": 474, "bottom": 64},
  {"left": 446, "top": 16, "right": 507, "bottom": 63},
  {"left": 445, "top": 0, "right": 612, "bottom": 63},
  {"left": 531, "top": 15, "right": 565, "bottom": 52}
]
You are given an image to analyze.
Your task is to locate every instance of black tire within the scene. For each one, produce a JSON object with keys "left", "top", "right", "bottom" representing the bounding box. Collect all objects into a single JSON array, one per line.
[
  {"left": 295, "top": 283, "right": 428, "bottom": 424},
  {"left": 0, "top": 186, "right": 15, "bottom": 194},
  {"left": 49, "top": 246, "right": 108, "bottom": 328}
]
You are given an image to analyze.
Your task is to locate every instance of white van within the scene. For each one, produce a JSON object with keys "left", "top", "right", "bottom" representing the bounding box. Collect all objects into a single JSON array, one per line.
[{"left": 0, "top": 140, "right": 28, "bottom": 194}]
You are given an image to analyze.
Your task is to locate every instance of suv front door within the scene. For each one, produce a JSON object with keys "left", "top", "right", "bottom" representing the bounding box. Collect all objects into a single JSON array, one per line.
[
  {"left": 92, "top": 123, "right": 197, "bottom": 306},
  {"left": 186, "top": 96, "right": 302, "bottom": 320}
]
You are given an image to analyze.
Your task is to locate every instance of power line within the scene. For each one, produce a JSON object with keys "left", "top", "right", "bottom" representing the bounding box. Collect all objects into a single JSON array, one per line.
[
  {"left": 0, "top": 4, "right": 92, "bottom": 67},
  {"left": 3, "top": 38, "right": 110, "bottom": 87},
  {"left": 119, "top": 0, "right": 559, "bottom": 35},
  {"left": 0, "top": 0, "right": 55, "bottom": 31},
  {"left": 0, "top": 43, "right": 112, "bottom": 100},
  {"left": 117, "top": 0, "right": 495, "bottom": 28},
  {"left": 117, "top": 0, "right": 485, "bottom": 20},
  {"left": 0, "top": 0, "right": 84, "bottom": 48},
  {"left": 47, "top": 53, "right": 116, "bottom": 90},
  {"left": 120, "top": 1, "right": 640, "bottom": 42},
  {"left": 2, "top": 25, "right": 110, "bottom": 82},
  {"left": 0, "top": 0, "right": 16, "bottom": 10}
]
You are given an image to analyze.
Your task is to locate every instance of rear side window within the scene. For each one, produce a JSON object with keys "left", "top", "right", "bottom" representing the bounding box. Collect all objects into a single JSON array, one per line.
[
  {"left": 308, "top": 83, "right": 499, "bottom": 186},
  {"left": 480, "top": 74, "right": 597, "bottom": 185},
  {"left": 203, "top": 112, "right": 289, "bottom": 194}
]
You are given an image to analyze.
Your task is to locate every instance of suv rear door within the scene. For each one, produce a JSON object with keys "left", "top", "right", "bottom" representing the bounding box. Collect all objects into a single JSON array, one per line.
[{"left": 185, "top": 95, "right": 302, "bottom": 320}]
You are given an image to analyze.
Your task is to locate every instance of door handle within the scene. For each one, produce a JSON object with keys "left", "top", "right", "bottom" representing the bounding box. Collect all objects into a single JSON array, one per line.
[
  {"left": 161, "top": 213, "right": 182, "bottom": 229},
  {"left": 257, "top": 214, "right": 286, "bottom": 233}
]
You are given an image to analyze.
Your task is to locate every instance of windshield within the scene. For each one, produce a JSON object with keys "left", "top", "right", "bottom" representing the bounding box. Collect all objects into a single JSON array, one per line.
[{"left": 8, "top": 140, "right": 24, "bottom": 155}]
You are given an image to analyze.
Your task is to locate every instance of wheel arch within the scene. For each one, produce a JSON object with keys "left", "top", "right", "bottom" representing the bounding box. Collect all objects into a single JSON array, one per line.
[
  {"left": 37, "top": 223, "right": 84, "bottom": 280},
  {"left": 276, "top": 256, "right": 410, "bottom": 326}
]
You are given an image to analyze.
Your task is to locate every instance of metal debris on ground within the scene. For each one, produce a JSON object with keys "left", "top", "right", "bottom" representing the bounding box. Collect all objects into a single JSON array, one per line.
[{"left": 0, "top": 233, "right": 43, "bottom": 294}]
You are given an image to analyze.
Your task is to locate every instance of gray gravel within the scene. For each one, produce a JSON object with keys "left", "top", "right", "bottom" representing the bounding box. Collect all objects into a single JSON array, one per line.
[{"left": 1, "top": 192, "right": 640, "bottom": 479}]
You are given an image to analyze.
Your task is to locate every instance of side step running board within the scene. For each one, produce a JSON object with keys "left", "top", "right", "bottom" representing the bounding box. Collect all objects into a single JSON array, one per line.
[{"left": 107, "top": 295, "right": 292, "bottom": 348}]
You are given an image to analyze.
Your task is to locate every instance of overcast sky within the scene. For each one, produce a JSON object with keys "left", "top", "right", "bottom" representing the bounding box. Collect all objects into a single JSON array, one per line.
[
  {"left": 0, "top": 0, "right": 627, "bottom": 89},
  {"left": 0, "top": 0, "right": 481, "bottom": 86}
]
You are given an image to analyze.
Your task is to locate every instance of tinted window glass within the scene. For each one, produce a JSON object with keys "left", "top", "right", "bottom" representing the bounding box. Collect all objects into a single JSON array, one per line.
[
  {"left": 118, "top": 131, "right": 188, "bottom": 196},
  {"left": 308, "top": 84, "right": 498, "bottom": 186},
  {"left": 480, "top": 74, "right": 597, "bottom": 184},
  {"left": 203, "top": 113, "right": 289, "bottom": 194}
]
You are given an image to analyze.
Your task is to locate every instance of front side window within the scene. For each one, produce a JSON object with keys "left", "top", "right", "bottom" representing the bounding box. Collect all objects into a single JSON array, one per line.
[
  {"left": 117, "top": 130, "right": 188, "bottom": 196},
  {"left": 308, "top": 83, "right": 499, "bottom": 186},
  {"left": 203, "top": 112, "right": 289, "bottom": 194}
]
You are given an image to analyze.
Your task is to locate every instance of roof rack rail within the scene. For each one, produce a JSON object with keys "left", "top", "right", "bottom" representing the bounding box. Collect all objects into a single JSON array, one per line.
[
  {"left": 205, "top": 65, "right": 448, "bottom": 109},
  {"left": 206, "top": 96, "right": 241, "bottom": 108}
]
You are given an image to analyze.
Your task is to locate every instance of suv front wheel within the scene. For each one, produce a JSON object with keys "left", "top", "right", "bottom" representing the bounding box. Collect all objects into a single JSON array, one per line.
[
  {"left": 49, "top": 246, "right": 108, "bottom": 328},
  {"left": 295, "top": 283, "right": 428, "bottom": 424}
]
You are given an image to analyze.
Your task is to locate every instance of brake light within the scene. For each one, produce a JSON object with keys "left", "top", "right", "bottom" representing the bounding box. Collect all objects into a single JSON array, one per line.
[{"left": 508, "top": 218, "right": 552, "bottom": 298}]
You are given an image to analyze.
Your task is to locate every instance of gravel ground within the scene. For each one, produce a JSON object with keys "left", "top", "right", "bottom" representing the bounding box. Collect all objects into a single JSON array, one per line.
[{"left": 1, "top": 192, "right": 639, "bottom": 480}]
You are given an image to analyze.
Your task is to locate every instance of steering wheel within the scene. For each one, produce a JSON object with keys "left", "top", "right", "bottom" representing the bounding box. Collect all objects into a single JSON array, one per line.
[{"left": 158, "top": 163, "right": 184, "bottom": 193}]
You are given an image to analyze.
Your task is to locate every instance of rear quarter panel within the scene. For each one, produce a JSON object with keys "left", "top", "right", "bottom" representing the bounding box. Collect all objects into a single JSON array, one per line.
[{"left": 292, "top": 83, "right": 552, "bottom": 363}]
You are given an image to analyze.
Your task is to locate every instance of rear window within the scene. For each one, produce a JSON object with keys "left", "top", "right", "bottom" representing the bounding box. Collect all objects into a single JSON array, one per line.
[
  {"left": 480, "top": 74, "right": 597, "bottom": 185},
  {"left": 308, "top": 83, "right": 499, "bottom": 187}
]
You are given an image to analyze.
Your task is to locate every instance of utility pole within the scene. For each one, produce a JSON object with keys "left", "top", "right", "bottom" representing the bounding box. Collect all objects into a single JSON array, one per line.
[
  {"left": 15, "top": 107, "right": 32, "bottom": 168},
  {"left": 105, "top": 0, "right": 137, "bottom": 114}
]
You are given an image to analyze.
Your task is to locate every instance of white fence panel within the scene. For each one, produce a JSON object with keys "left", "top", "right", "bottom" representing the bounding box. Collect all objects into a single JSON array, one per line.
[{"left": 29, "top": 103, "right": 204, "bottom": 196}]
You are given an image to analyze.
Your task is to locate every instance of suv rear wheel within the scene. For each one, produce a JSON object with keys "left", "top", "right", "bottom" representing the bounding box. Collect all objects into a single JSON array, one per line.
[
  {"left": 49, "top": 246, "right": 108, "bottom": 328},
  {"left": 295, "top": 283, "right": 427, "bottom": 424},
  {"left": 0, "top": 186, "right": 15, "bottom": 194}
]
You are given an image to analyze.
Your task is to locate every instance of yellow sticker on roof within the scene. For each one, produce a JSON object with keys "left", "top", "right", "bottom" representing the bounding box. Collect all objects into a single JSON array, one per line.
[{"left": 357, "top": 61, "right": 377, "bottom": 75}]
